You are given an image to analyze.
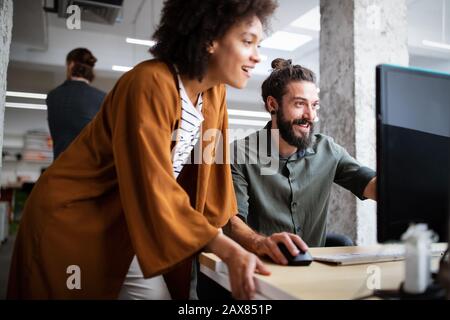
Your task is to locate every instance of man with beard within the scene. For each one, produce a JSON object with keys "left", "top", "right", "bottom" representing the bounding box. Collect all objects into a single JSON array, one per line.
[
  {"left": 226, "top": 59, "right": 377, "bottom": 265},
  {"left": 196, "top": 59, "right": 377, "bottom": 299}
]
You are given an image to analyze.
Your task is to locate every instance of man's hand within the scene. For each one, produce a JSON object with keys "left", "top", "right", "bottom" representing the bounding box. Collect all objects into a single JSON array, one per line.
[
  {"left": 254, "top": 232, "right": 309, "bottom": 265},
  {"left": 363, "top": 177, "right": 377, "bottom": 201},
  {"left": 226, "top": 216, "right": 309, "bottom": 265}
]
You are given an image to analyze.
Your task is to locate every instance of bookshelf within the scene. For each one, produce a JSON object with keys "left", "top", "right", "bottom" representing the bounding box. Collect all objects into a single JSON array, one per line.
[{"left": 1, "top": 131, "right": 53, "bottom": 186}]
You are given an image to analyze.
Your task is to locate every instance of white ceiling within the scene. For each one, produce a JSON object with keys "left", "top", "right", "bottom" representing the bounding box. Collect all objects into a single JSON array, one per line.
[
  {"left": 9, "top": 0, "right": 322, "bottom": 82},
  {"left": 9, "top": 0, "right": 450, "bottom": 85},
  {"left": 4, "top": 0, "right": 450, "bottom": 137}
]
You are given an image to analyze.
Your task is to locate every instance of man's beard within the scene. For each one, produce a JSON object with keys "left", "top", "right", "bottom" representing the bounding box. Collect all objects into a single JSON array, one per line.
[{"left": 276, "top": 107, "right": 314, "bottom": 151}]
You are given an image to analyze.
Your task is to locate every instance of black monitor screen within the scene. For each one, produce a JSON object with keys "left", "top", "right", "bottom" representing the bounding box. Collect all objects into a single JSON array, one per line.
[{"left": 376, "top": 64, "right": 450, "bottom": 243}]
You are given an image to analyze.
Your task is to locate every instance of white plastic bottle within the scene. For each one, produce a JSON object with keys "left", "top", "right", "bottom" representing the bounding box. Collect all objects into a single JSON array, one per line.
[{"left": 401, "top": 224, "right": 433, "bottom": 294}]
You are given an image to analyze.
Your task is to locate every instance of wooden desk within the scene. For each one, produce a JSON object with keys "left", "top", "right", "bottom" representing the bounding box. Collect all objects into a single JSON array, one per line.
[{"left": 199, "top": 244, "right": 447, "bottom": 300}]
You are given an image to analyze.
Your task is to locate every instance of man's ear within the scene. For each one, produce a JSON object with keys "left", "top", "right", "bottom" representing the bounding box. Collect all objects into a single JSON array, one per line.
[{"left": 267, "top": 96, "right": 279, "bottom": 114}]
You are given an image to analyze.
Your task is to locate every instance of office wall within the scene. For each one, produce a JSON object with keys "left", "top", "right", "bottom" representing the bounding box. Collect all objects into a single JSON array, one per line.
[{"left": 0, "top": 0, "right": 13, "bottom": 179}]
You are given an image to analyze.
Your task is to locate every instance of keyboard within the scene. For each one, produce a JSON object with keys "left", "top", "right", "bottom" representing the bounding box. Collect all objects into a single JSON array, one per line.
[{"left": 313, "top": 244, "right": 448, "bottom": 265}]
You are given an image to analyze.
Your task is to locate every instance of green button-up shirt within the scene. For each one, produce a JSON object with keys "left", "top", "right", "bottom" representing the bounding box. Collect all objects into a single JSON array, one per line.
[{"left": 231, "top": 124, "right": 376, "bottom": 247}]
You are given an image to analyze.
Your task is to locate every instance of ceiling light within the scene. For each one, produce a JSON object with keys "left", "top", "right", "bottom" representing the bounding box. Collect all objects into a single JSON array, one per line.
[
  {"left": 290, "top": 6, "right": 321, "bottom": 31},
  {"left": 5, "top": 102, "right": 47, "bottom": 110},
  {"left": 261, "top": 32, "right": 312, "bottom": 51},
  {"left": 6, "top": 91, "right": 47, "bottom": 99},
  {"left": 112, "top": 65, "right": 133, "bottom": 72},
  {"left": 126, "top": 37, "right": 156, "bottom": 47},
  {"left": 422, "top": 40, "right": 450, "bottom": 51},
  {"left": 228, "top": 109, "right": 270, "bottom": 119}
]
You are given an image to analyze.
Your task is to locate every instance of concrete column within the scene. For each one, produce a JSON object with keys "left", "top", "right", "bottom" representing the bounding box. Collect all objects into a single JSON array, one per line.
[
  {"left": 0, "top": 0, "right": 13, "bottom": 182},
  {"left": 319, "top": 0, "right": 409, "bottom": 245}
]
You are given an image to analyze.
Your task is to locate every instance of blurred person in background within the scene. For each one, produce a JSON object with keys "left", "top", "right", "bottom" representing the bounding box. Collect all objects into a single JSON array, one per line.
[{"left": 47, "top": 48, "right": 105, "bottom": 160}]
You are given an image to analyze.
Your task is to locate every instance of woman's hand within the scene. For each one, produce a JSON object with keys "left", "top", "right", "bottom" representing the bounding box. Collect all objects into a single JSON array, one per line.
[{"left": 206, "top": 232, "right": 271, "bottom": 300}]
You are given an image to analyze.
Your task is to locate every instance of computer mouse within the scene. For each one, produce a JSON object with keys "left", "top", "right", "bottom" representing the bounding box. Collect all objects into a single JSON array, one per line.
[{"left": 277, "top": 243, "right": 313, "bottom": 266}]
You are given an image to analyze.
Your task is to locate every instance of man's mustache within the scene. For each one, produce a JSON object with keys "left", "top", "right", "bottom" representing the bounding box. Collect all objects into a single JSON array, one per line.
[{"left": 292, "top": 118, "right": 313, "bottom": 126}]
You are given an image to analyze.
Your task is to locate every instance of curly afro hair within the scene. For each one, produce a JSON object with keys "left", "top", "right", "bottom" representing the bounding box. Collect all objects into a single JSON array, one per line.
[{"left": 150, "top": 0, "right": 278, "bottom": 81}]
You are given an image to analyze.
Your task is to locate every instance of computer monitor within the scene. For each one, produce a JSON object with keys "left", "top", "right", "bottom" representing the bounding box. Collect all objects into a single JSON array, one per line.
[{"left": 376, "top": 64, "right": 450, "bottom": 243}]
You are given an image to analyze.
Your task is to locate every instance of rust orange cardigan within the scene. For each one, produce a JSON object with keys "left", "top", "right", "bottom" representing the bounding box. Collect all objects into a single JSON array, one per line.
[{"left": 7, "top": 60, "right": 237, "bottom": 299}]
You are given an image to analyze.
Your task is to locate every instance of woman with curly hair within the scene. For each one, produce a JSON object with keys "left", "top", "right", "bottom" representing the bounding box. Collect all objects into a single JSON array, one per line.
[{"left": 7, "top": 0, "right": 278, "bottom": 300}]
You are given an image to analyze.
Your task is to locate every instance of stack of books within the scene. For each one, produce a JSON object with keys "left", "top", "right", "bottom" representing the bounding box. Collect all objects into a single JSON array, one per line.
[{"left": 21, "top": 130, "right": 53, "bottom": 163}]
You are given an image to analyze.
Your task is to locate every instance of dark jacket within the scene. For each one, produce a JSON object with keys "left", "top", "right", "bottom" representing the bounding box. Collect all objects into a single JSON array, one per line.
[{"left": 47, "top": 80, "right": 106, "bottom": 159}]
